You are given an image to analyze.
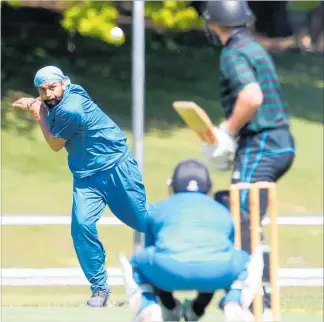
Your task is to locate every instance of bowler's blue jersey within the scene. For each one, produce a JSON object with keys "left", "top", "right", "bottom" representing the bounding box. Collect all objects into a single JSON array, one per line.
[
  {"left": 146, "top": 192, "right": 235, "bottom": 262},
  {"left": 45, "top": 84, "right": 128, "bottom": 178}
]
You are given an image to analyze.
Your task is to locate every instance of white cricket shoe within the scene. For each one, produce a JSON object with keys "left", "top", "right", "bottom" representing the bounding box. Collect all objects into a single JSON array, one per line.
[
  {"left": 242, "top": 309, "right": 255, "bottom": 322},
  {"left": 224, "top": 303, "right": 244, "bottom": 322},
  {"left": 133, "top": 304, "right": 163, "bottom": 322},
  {"left": 224, "top": 303, "right": 256, "bottom": 322},
  {"left": 224, "top": 306, "right": 275, "bottom": 322}
]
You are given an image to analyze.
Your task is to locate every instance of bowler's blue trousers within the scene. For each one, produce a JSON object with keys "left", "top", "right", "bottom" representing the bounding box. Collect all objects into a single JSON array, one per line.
[{"left": 71, "top": 152, "right": 150, "bottom": 292}]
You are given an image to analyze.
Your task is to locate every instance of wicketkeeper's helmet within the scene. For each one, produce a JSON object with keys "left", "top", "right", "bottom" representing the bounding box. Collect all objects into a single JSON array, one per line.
[
  {"left": 169, "top": 159, "right": 212, "bottom": 194},
  {"left": 203, "top": 0, "right": 253, "bottom": 27}
]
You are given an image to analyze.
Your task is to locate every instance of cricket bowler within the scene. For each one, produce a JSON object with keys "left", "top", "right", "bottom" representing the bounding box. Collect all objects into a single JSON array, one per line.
[
  {"left": 200, "top": 1, "right": 296, "bottom": 318},
  {"left": 12, "top": 66, "right": 150, "bottom": 307},
  {"left": 119, "top": 159, "right": 264, "bottom": 322}
]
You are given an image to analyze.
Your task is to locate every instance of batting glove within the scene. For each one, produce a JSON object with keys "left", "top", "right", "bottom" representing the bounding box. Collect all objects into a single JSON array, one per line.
[{"left": 200, "top": 124, "right": 237, "bottom": 171}]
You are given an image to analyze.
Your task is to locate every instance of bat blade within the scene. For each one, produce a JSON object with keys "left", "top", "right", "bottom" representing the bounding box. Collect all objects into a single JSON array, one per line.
[{"left": 173, "top": 101, "right": 217, "bottom": 144}]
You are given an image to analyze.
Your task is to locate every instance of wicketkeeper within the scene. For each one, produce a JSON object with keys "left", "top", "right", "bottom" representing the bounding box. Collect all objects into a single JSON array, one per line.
[
  {"left": 12, "top": 66, "right": 151, "bottom": 307},
  {"left": 119, "top": 159, "right": 264, "bottom": 322},
  {"left": 200, "top": 1, "right": 296, "bottom": 318}
]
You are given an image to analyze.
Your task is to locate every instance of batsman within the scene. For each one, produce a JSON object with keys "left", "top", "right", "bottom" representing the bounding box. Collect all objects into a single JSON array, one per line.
[{"left": 200, "top": 1, "right": 296, "bottom": 317}]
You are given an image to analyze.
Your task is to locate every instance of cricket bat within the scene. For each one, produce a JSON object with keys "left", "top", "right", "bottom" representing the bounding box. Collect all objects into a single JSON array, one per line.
[{"left": 173, "top": 101, "right": 218, "bottom": 144}]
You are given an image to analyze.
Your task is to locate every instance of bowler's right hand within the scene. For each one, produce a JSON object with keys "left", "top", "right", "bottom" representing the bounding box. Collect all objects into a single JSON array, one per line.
[
  {"left": 12, "top": 97, "right": 37, "bottom": 110},
  {"left": 12, "top": 97, "right": 43, "bottom": 121}
]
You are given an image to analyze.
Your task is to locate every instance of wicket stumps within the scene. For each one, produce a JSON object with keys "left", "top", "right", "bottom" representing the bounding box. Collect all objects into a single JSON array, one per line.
[{"left": 230, "top": 182, "right": 280, "bottom": 322}]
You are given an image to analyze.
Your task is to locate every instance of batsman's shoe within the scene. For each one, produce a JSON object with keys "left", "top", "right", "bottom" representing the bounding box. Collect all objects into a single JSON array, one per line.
[
  {"left": 241, "top": 246, "right": 264, "bottom": 310},
  {"left": 183, "top": 299, "right": 202, "bottom": 322},
  {"left": 133, "top": 304, "right": 163, "bottom": 322},
  {"left": 161, "top": 298, "right": 183, "bottom": 322},
  {"left": 87, "top": 290, "right": 110, "bottom": 307}
]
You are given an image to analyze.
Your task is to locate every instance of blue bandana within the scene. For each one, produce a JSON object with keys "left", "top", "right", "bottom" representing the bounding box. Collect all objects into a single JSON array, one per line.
[{"left": 34, "top": 66, "right": 71, "bottom": 87}]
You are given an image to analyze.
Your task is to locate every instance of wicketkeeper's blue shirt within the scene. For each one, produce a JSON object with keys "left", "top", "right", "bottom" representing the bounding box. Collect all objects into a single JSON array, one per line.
[
  {"left": 45, "top": 83, "right": 128, "bottom": 178},
  {"left": 145, "top": 192, "right": 235, "bottom": 262}
]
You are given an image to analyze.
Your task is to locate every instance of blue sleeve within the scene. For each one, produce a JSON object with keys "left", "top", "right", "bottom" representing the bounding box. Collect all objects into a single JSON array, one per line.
[
  {"left": 144, "top": 208, "right": 156, "bottom": 248},
  {"left": 144, "top": 228, "right": 155, "bottom": 248},
  {"left": 51, "top": 97, "right": 84, "bottom": 140}
]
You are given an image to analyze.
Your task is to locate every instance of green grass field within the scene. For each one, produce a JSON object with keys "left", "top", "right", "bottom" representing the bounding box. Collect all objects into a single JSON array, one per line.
[
  {"left": 2, "top": 286, "right": 323, "bottom": 316},
  {"left": 2, "top": 48, "right": 323, "bottom": 214},
  {"left": 2, "top": 225, "right": 323, "bottom": 268},
  {"left": 2, "top": 117, "right": 324, "bottom": 214},
  {"left": 2, "top": 308, "right": 323, "bottom": 322},
  {"left": 1, "top": 22, "right": 323, "bottom": 313}
]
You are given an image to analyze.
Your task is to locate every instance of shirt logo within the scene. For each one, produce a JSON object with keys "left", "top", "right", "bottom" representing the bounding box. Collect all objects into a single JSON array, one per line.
[{"left": 187, "top": 180, "right": 199, "bottom": 191}]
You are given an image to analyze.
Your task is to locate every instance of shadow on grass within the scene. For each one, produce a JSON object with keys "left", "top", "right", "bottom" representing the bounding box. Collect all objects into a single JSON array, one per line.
[{"left": 2, "top": 5, "right": 323, "bottom": 136}]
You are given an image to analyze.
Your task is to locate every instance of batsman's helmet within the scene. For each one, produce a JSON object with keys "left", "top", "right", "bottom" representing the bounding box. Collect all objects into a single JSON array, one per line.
[
  {"left": 203, "top": 0, "right": 253, "bottom": 27},
  {"left": 169, "top": 159, "right": 212, "bottom": 194}
]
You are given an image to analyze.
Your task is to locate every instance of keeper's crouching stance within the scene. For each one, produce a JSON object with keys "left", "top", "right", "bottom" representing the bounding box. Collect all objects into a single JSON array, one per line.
[{"left": 119, "top": 160, "right": 263, "bottom": 321}]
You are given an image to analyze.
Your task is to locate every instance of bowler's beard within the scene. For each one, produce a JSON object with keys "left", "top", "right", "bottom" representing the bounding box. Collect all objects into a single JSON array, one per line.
[{"left": 44, "top": 98, "right": 61, "bottom": 108}]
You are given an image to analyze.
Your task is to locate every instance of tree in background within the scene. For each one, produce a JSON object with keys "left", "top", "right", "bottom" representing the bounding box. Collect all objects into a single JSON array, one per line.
[
  {"left": 5, "top": 0, "right": 323, "bottom": 49},
  {"left": 4, "top": 1, "right": 204, "bottom": 45},
  {"left": 60, "top": 1, "right": 203, "bottom": 45}
]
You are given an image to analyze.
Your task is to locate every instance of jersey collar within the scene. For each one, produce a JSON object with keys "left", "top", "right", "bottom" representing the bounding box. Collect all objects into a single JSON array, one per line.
[{"left": 224, "top": 27, "right": 250, "bottom": 48}]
